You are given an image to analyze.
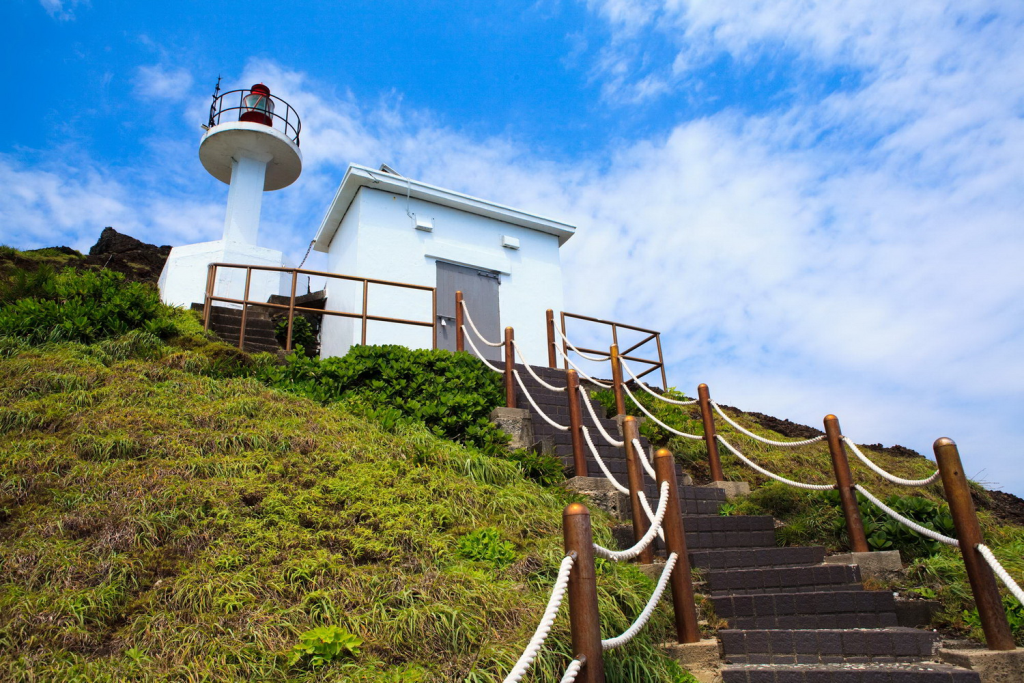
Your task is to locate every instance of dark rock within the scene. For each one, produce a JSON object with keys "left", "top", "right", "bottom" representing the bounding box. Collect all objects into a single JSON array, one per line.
[
  {"left": 84, "top": 227, "right": 172, "bottom": 285},
  {"left": 740, "top": 411, "right": 824, "bottom": 440},
  {"left": 859, "top": 443, "right": 924, "bottom": 459}
]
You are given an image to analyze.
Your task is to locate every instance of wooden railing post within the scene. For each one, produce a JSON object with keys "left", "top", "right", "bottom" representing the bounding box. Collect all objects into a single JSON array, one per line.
[
  {"left": 238, "top": 266, "right": 252, "bottom": 351},
  {"left": 504, "top": 327, "right": 516, "bottom": 409},
  {"left": 622, "top": 417, "right": 654, "bottom": 564},
  {"left": 697, "top": 384, "right": 725, "bottom": 482},
  {"left": 546, "top": 309, "right": 557, "bottom": 368},
  {"left": 935, "top": 438, "right": 1015, "bottom": 651},
  {"left": 285, "top": 270, "right": 298, "bottom": 353},
  {"left": 654, "top": 448, "right": 700, "bottom": 644},
  {"left": 566, "top": 369, "right": 588, "bottom": 478},
  {"left": 202, "top": 264, "right": 215, "bottom": 331},
  {"left": 823, "top": 415, "right": 869, "bottom": 553},
  {"left": 563, "top": 503, "right": 606, "bottom": 683},
  {"left": 455, "top": 290, "right": 464, "bottom": 352},
  {"left": 610, "top": 345, "right": 626, "bottom": 416}
]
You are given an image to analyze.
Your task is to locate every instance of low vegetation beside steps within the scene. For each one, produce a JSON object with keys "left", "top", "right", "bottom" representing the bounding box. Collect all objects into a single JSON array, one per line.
[{"left": 0, "top": 254, "right": 696, "bottom": 681}]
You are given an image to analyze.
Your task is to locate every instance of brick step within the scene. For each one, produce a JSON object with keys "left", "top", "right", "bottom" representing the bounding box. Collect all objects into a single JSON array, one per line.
[
  {"left": 712, "top": 589, "right": 899, "bottom": 630},
  {"left": 611, "top": 523, "right": 775, "bottom": 550},
  {"left": 684, "top": 515, "right": 775, "bottom": 533},
  {"left": 706, "top": 564, "right": 861, "bottom": 595},
  {"left": 721, "top": 662, "right": 978, "bottom": 682},
  {"left": 720, "top": 628, "right": 939, "bottom": 665},
  {"left": 690, "top": 547, "right": 826, "bottom": 570}
]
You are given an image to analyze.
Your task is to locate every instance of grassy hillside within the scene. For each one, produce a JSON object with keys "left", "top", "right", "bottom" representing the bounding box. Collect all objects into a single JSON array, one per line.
[{"left": 0, "top": 251, "right": 696, "bottom": 682}]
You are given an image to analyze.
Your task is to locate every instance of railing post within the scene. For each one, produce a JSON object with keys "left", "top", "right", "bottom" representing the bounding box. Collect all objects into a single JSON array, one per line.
[
  {"left": 566, "top": 369, "right": 588, "bottom": 478},
  {"left": 622, "top": 417, "right": 654, "bottom": 564},
  {"left": 455, "top": 290, "right": 465, "bottom": 352},
  {"left": 560, "top": 311, "right": 569, "bottom": 370},
  {"left": 654, "top": 448, "right": 700, "bottom": 644},
  {"left": 697, "top": 384, "right": 725, "bottom": 482},
  {"left": 655, "top": 333, "right": 668, "bottom": 390},
  {"left": 823, "top": 415, "right": 869, "bottom": 553},
  {"left": 563, "top": 503, "right": 606, "bottom": 683},
  {"left": 238, "top": 266, "right": 252, "bottom": 351},
  {"left": 285, "top": 270, "right": 297, "bottom": 353},
  {"left": 203, "top": 264, "right": 215, "bottom": 331},
  {"left": 546, "top": 309, "right": 557, "bottom": 368},
  {"left": 504, "top": 327, "right": 516, "bottom": 409},
  {"left": 610, "top": 345, "right": 626, "bottom": 416},
  {"left": 934, "top": 438, "right": 1015, "bottom": 650}
]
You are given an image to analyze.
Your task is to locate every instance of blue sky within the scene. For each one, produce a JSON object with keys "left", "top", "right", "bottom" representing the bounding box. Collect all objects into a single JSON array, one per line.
[{"left": 3, "top": 0, "right": 1024, "bottom": 495}]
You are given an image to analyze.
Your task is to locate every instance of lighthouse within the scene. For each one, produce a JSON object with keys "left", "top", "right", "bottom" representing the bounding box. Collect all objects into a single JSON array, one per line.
[{"left": 158, "top": 82, "right": 303, "bottom": 309}]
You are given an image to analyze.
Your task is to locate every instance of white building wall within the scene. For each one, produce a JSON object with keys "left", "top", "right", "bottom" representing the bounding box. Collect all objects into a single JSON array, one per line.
[
  {"left": 319, "top": 186, "right": 564, "bottom": 364},
  {"left": 158, "top": 239, "right": 288, "bottom": 310},
  {"left": 319, "top": 197, "right": 363, "bottom": 359}
]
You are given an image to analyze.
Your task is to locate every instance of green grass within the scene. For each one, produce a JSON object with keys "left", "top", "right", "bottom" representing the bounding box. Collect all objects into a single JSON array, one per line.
[{"left": 0, "top": 337, "right": 695, "bottom": 681}]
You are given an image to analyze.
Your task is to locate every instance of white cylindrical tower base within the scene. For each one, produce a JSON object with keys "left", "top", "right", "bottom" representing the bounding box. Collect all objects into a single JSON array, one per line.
[{"left": 223, "top": 154, "right": 271, "bottom": 244}]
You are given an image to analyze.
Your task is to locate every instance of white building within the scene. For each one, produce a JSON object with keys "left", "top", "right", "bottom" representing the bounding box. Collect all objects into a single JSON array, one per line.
[{"left": 313, "top": 164, "right": 576, "bottom": 363}]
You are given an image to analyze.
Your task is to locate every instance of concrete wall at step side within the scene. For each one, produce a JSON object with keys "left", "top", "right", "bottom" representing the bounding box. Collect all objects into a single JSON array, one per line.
[
  {"left": 158, "top": 239, "right": 289, "bottom": 310},
  {"left": 320, "top": 186, "right": 565, "bottom": 363}
]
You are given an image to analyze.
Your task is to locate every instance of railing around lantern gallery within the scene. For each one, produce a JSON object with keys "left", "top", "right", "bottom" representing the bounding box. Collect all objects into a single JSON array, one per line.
[
  {"left": 201, "top": 263, "right": 436, "bottom": 353},
  {"left": 550, "top": 310, "right": 668, "bottom": 389},
  {"left": 207, "top": 88, "right": 302, "bottom": 145}
]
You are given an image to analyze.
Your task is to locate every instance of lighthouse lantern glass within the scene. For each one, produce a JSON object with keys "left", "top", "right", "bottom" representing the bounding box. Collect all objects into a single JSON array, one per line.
[{"left": 243, "top": 92, "right": 275, "bottom": 115}]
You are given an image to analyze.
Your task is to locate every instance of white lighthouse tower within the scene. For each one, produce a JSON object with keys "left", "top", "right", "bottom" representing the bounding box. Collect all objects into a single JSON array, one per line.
[{"left": 158, "top": 82, "right": 303, "bottom": 309}]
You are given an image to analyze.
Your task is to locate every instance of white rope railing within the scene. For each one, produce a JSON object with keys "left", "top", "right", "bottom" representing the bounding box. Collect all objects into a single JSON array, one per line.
[
  {"left": 461, "top": 300, "right": 504, "bottom": 347},
  {"left": 556, "top": 345, "right": 612, "bottom": 389},
  {"left": 620, "top": 360, "right": 697, "bottom": 406},
  {"left": 579, "top": 389, "right": 624, "bottom": 447},
  {"left": 601, "top": 552, "right": 678, "bottom": 651},
  {"left": 593, "top": 482, "right": 670, "bottom": 562},
  {"left": 581, "top": 427, "right": 629, "bottom": 495},
  {"left": 853, "top": 484, "right": 959, "bottom": 546},
  {"left": 710, "top": 401, "right": 826, "bottom": 447},
  {"left": 463, "top": 326, "right": 504, "bottom": 373},
  {"left": 512, "top": 339, "right": 565, "bottom": 392},
  {"left": 514, "top": 370, "right": 569, "bottom": 431},
  {"left": 632, "top": 438, "right": 657, "bottom": 480},
  {"left": 842, "top": 437, "right": 941, "bottom": 487},
  {"left": 554, "top": 326, "right": 609, "bottom": 363},
  {"left": 503, "top": 553, "right": 576, "bottom": 683},
  {"left": 717, "top": 435, "right": 836, "bottom": 491},
  {"left": 559, "top": 659, "right": 583, "bottom": 683},
  {"left": 977, "top": 544, "right": 1024, "bottom": 606},
  {"left": 622, "top": 383, "right": 703, "bottom": 440},
  {"left": 581, "top": 427, "right": 664, "bottom": 541}
]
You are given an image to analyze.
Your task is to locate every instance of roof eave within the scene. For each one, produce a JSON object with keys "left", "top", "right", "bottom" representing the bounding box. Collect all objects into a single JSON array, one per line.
[{"left": 313, "top": 164, "right": 576, "bottom": 253}]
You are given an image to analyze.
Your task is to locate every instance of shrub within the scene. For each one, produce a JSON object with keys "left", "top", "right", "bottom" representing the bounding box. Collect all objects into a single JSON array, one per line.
[
  {"left": 457, "top": 528, "right": 517, "bottom": 567},
  {"left": 287, "top": 626, "right": 362, "bottom": 668},
  {"left": 0, "top": 266, "right": 187, "bottom": 344},
  {"left": 274, "top": 316, "right": 318, "bottom": 356},
  {"left": 258, "top": 345, "right": 510, "bottom": 454}
]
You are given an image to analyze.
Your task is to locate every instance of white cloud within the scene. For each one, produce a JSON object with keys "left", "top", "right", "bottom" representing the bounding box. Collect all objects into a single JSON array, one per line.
[
  {"left": 134, "top": 65, "right": 195, "bottom": 101},
  {"left": 2, "top": 19, "right": 1022, "bottom": 496},
  {"left": 38, "top": 0, "right": 85, "bottom": 21}
]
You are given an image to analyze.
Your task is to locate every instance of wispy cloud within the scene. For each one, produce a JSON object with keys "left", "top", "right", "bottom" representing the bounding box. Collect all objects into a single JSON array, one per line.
[
  {"left": 134, "top": 65, "right": 195, "bottom": 101},
  {"left": 38, "top": 0, "right": 86, "bottom": 21}
]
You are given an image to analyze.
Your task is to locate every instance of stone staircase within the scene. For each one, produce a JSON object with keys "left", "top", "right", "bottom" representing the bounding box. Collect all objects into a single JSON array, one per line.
[
  {"left": 508, "top": 365, "right": 981, "bottom": 682},
  {"left": 512, "top": 364, "right": 689, "bottom": 497},
  {"left": 193, "top": 304, "right": 282, "bottom": 354}
]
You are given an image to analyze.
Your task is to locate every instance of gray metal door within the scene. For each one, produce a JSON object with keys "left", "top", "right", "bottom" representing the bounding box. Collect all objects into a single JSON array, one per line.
[{"left": 436, "top": 261, "right": 501, "bottom": 361}]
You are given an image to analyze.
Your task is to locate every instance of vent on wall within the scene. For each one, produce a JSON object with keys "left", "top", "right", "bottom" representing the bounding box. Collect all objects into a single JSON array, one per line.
[
  {"left": 415, "top": 216, "right": 434, "bottom": 232},
  {"left": 502, "top": 235, "right": 520, "bottom": 250}
]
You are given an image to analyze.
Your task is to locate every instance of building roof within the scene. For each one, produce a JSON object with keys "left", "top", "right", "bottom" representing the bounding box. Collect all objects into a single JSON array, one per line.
[{"left": 312, "top": 163, "right": 576, "bottom": 252}]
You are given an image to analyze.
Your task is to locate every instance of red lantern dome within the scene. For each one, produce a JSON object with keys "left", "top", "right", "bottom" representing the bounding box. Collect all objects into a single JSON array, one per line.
[{"left": 239, "top": 83, "right": 274, "bottom": 126}]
